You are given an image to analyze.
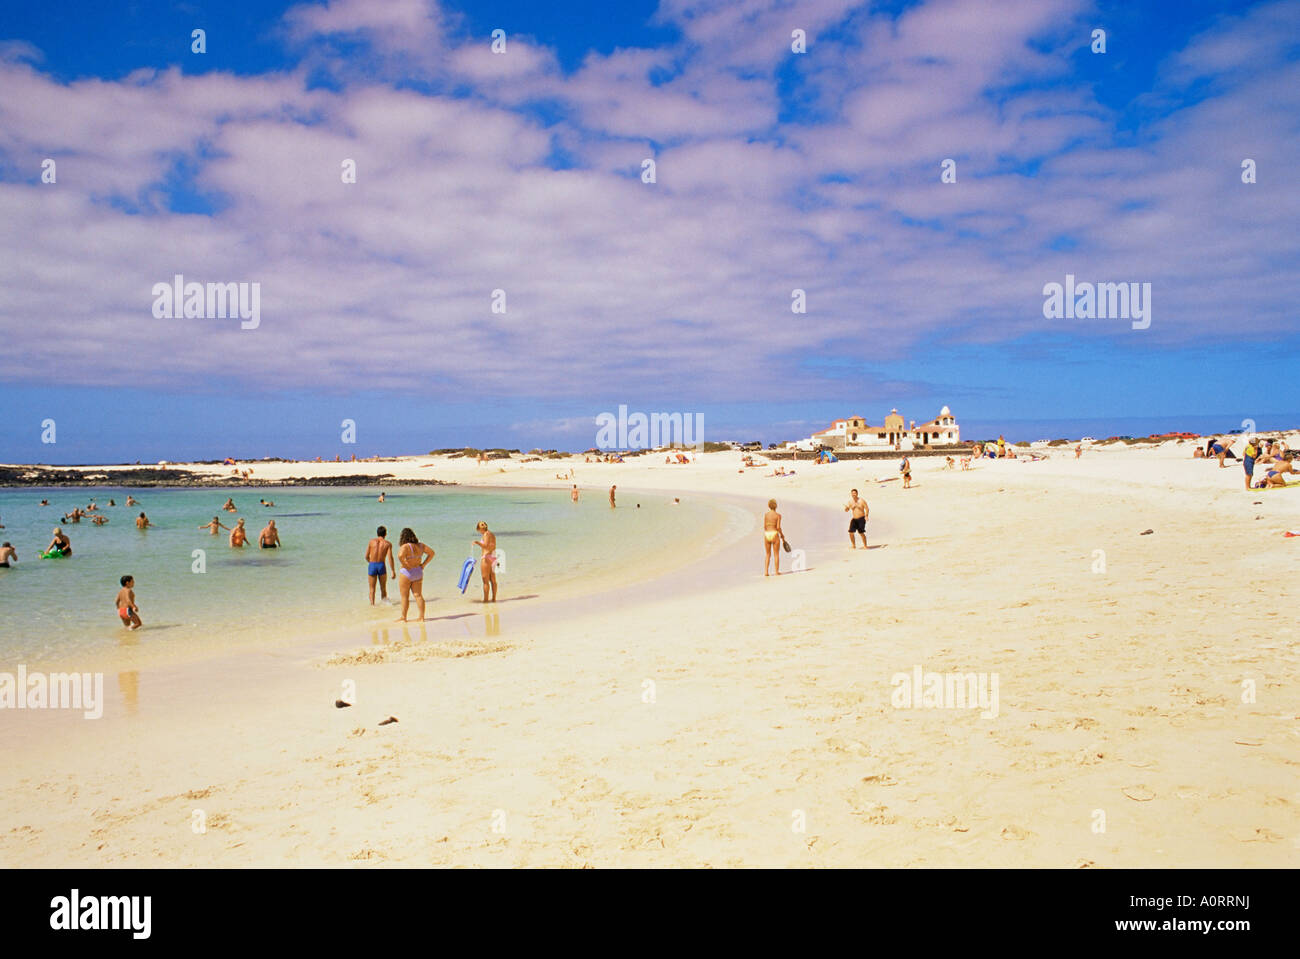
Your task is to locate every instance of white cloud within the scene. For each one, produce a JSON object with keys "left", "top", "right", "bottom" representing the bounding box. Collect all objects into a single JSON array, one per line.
[{"left": 0, "top": 0, "right": 1296, "bottom": 404}]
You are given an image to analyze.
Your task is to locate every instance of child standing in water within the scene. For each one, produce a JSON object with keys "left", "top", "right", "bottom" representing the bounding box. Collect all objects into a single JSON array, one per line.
[{"left": 116, "top": 575, "right": 142, "bottom": 630}]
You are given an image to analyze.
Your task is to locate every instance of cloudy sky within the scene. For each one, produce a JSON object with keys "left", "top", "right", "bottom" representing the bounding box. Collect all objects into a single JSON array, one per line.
[{"left": 1, "top": 0, "right": 1296, "bottom": 462}]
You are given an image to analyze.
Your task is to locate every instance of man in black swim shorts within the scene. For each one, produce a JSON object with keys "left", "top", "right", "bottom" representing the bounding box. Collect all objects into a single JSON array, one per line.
[{"left": 844, "top": 489, "right": 869, "bottom": 549}]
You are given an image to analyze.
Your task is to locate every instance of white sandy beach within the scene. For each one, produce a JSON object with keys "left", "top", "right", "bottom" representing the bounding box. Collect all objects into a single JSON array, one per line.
[{"left": 2, "top": 440, "right": 1298, "bottom": 867}]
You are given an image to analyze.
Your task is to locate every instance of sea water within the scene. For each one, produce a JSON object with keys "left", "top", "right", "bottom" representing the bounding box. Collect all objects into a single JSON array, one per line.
[{"left": 0, "top": 486, "right": 724, "bottom": 668}]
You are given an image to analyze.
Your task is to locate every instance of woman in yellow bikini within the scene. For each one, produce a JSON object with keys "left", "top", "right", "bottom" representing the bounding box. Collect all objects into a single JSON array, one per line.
[{"left": 763, "top": 499, "right": 783, "bottom": 576}]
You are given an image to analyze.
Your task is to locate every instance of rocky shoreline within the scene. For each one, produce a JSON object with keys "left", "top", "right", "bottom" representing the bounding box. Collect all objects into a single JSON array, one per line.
[{"left": 0, "top": 466, "right": 455, "bottom": 488}]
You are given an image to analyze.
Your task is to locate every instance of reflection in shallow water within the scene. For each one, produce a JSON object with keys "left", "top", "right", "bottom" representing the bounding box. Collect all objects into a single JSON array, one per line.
[
  {"left": 116, "top": 628, "right": 140, "bottom": 716},
  {"left": 117, "top": 670, "right": 139, "bottom": 716}
]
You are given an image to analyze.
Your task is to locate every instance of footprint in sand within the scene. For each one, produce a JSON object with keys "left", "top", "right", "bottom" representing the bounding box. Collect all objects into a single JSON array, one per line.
[{"left": 1122, "top": 785, "right": 1156, "bottom": 802}]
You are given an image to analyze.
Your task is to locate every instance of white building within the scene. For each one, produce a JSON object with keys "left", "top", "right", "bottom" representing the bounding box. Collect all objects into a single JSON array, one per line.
[{"left": 798, "top": 407, "right": 960, "bottom": 451}]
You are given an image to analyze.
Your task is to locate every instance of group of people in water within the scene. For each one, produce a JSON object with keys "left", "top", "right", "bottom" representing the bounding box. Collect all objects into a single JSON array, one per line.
[{"left": 8, "top": 491, "right": 505, "bottom": 629}]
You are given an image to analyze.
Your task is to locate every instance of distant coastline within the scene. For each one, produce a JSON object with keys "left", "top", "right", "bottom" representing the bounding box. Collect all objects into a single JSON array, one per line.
[{"left": 0, "top": 466, "right": 455, "bottom": 488}]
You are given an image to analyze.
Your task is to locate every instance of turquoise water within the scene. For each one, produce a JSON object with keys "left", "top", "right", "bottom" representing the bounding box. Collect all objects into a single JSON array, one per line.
[{"left": 0, "top": 486, "right": 721, "bottom": 666}]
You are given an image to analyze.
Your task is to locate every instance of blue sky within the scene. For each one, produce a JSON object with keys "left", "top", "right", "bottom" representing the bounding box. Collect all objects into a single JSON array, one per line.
[{"left": 1, "top": 0, "right": 1297, "bottom": 462}]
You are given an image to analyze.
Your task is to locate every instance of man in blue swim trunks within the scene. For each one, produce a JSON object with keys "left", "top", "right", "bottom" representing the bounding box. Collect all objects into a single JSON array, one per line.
[
  {"left": 365, "top": 525, "right": 395, "bottom": 605},
  {"left": 1209, "top": 437, "right": 1236, "bottom": 468}
]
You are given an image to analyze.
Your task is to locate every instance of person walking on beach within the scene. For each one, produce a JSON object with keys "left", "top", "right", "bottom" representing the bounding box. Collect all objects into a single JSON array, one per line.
[
  {"left": 845, "top": 489, "right": 869, "bottom": 548},
  {"left": 763, "top": 499, "right": 783, "bottom": 576},
  {"left": 259, "top": 520, "right": 281, "bottom": 549},
  {"left": 365, "top": 526, "right": 395, "bottom": 605},
  {"left": 199, "top": 516, "right": 230, "bottom": 535},
  {"left": 474, "top": 521, "right": 498, "bottom": 603},
  {"left": 135, "top": 512, "right": 153, "bottom": 530},
  {"left": 395, "top": 528, "right": 435, "bottom": 622},
  {"left": 115, "top": 575, "right": 142, "bottom": 630},
  {"left": 900, "top": 456, "right": 912, "bottom": 489},
  {"left": 229, "top": 518, "right": 249, "bottom": 548},
  {"left": 609, "top": 485, "right": 617, "bottom": 508}
]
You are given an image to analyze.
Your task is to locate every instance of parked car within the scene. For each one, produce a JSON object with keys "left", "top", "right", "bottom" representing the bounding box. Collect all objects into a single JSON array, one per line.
[{"left": 1080, "top": 436, "right": 1096, "bottom": 442}]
